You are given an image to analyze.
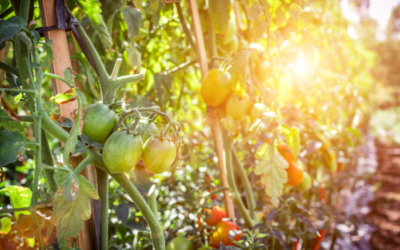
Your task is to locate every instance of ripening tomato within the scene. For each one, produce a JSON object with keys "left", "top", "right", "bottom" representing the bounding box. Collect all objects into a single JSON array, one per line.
[
  {"left": 249, "top": 103, "right": 267, "bottom": 120},
  {"left": 142, "top": 137, "right": 177, "bottom": 174},
  {"left": 200, "top": 69, "right": 232, "bottom": 107},
  {"left": 277, "top": 144, "right": 295, "bottom": 163},
  {"left": 296, "top": 171, "right": 312, "bottom": 191},
  {"left": 205, "top": 206, "right": 227, "bottom": 226},
  {"left": 319, "top": 187, "right": 326, "bottom": 201},
  {"left": 210, "top": 221, "right": 243, "bottom": 247},
  {"left": 226, "top": 93, "right": 252, "bottom": 120},
  {"left": 82, "top": 103, "right": 118, "bottom": 144},
  {"left": 198, "top": 246, "right": 215, "bottom": 250},
  {"left": 166, "top": 236, "right": 194, "bottom": 250},
  {"left": 141, "top": 121, "right": 159, "bottom": 143},
  {"left": 286, "top": 162, "right": 303, "bottom": 186},
  {"left": 103, "top": 131, "right": 143, "bottom": 173},
  {"left": 312, "top": 229, "right": 326, "bottom": 250}
]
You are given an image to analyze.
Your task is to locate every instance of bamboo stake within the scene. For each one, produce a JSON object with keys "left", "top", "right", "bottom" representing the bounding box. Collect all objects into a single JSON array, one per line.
[
  {"left": 187, "top": 0, "right": 236, "bottom": 221},
  {"left": 38, "top": 1, "right": 97, "bottom": 249}
]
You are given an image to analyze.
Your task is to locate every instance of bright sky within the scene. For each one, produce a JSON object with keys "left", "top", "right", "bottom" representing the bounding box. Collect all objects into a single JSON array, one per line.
[{"left": 341, "top": 0, "right": 400, "bottom": 39}]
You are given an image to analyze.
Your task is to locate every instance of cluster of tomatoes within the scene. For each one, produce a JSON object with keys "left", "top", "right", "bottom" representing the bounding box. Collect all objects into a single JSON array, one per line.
[
  {"left": 165, "top": 206, "right": 242, "bottom": 250},
  {"left": 82, "top": 103, "right": 179, "bottom": 174}
]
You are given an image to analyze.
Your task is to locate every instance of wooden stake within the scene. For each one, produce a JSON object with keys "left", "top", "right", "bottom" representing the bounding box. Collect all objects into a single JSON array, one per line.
[
  {"left": 187, "top": 0, "right": 236, "bottom": 221},
  {"left": 38, "top": 1, "right": 98, "bottom": 249}
]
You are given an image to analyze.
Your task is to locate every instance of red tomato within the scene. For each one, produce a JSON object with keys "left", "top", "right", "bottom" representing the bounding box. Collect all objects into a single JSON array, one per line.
[
  {"left": 319, "top": 187, "right": 325, "bottom": 201},
  {"left": 205, "top": 206, "right": 227, "bottom": 226},
  {"left": 312, "top": 229, "right": 326, "bottom": 250},
  {"left": 210, "top": 221, "right": 242, "bottom": 247}
]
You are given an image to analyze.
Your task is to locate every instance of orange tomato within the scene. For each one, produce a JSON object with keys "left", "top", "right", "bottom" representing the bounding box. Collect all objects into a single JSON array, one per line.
[
  {"left": 210, "top": 221, "right": 243, "bottom": 247},
  {"left": 319, "top": 187, "right": 325, "bottom": 201},
  {"left": 277, "top": 144, "right": 296, "bottom": 163},
  {"left": 205, "top": 206, "right": 227, "bottom": 226},
  {"left": 200, "top": 69, "right": 232, "bottom": 107},
  {"left": 286, "top": 162, "right": 304, "bottom": 186},
  {"left": 312, "top": 229, "right": 326, "bottom": 250}
]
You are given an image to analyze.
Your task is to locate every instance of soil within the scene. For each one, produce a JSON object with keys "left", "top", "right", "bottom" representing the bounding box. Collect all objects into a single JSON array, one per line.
[{"left": 366, "top": 139, "right": 400, "bottom": 250}]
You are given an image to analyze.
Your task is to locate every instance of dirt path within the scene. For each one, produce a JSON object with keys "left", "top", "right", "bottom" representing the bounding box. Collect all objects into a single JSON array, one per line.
[{"left": 367, "top": 139, "right": 400, "bottom": 249}]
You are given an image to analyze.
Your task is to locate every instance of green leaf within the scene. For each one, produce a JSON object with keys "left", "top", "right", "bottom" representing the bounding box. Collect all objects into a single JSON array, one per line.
[
  {"left": 6, "top": 71, "right": 23, "bottom": 96},
  {"left": 0, "top": 186, "right": 32, "bottom": 219},
  {"left": 50, "top": 88, "right": 77, "bottom": 104},
  {"left": 127, "top": 41, "right": 141, "bottom": 72},
  {"left": 0, "top": 130, "right": 28, "bottom": 168},
  {"left": 41, "top": 40, "right": 54, "bottom": 71},
  {"left": 122, "top": 6, "right": 142, "bottom": 39},
  {"left": 282, "top": 126, "right": 300, "bottom": 159},
  {"left": 0, "top": 109, "right": 25, "bottom": 132},
  {"left": 0, "top": 16, "right": 26, "bottom": 45},
  {"left": 54, "top": 175, "right": 99, "bottom": 250},
  {"left": 230, "top": 50, "right": 255, "bottom": 95},
  {"left": 63, "top": 93, "right": 82, "bottom": 163},
  {"left": 90, "top": 14, "right": 113, "bottom": 52},
  {"left": 54, "top": 168, "right": 80, "bottom": 202},
  {"left": 0, "top": 0, "right": 10, "bottom": 12},
  {"left": 254, "top": 143, "right": 288, "bottom": 207},
  {"left": 0, "top": 217, "right": 11, "bottom": 234},
  {"left": 209, "top": 0, "right": 231, "bottom": 35}
]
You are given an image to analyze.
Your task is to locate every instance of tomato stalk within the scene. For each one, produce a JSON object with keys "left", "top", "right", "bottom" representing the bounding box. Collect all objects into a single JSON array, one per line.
[
  {"left": 231, "top": 147, "right": 256, "bottom": 221},
  {"left": 41, "top": 130, "right": 58, "bottom": 194},
  {"left": 221, "top": 127, "right": 254, "bottom": 229},
  {"left": 97, "top": 168, "right": 109, "bottom": 250}
]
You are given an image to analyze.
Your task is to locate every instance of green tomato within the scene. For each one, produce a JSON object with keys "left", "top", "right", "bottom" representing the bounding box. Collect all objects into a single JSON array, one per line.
[
  {"left": 141, "top": 121, "right": 159, "bottom": 142},
  {"left": 102, "top": 131, "right": 143, "bottom": 173},
  {"left": 142, "top": 137, "right": 176, "bottom": 174},
  {"left": 296, "top": 171, "right": 312, "bottom": 191},
  {"left": 82, "top": 103, "right": 118, "bottom": 144},
  {"left": 166, "top": 237, "right": 194, "bottom": 250}
]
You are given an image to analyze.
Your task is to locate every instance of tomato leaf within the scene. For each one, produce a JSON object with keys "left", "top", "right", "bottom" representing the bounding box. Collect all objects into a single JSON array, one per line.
[
  {"left": 0, "top": 109, "right": 25, "bottom": 132},
  {"left": 50, "top": 88, "right": 77, "bottom": 104},
  {"left": 90, "top": 14, "right": 113, "bottom": 52},
  {"left": 0, "top": 130, "right": 28, "bottom": 168},
  {"left": 128, "top": 41, "right": 142, "bottom": 72},
  {"left": 230, "top": 50, "right": 255, "bottom": 95},
  {"left": 0, "top": 16, "right": 25, "bottom": 45},
  {"left": 0, "top": 186, "right": 31, "bottom": 219},
  {"left": 63, "top": 93, "right": 82, "bottom": 163},
  {"left": 254, "top": 143, "right": 288, "bottom": 207},
  {"left": 54, "top": 167, "right": 80, "bottom": 202},
  {"left": 209, "top": 0, "right": 231, "bottom": 35},
  {"left": 122, "top": 6, "right": 142, "bottom": 39},
  {"left": 281, "top": 126, "right": 300, "bottom": 159},
  {"left": 54, "top": 175, "right": 99, "bottom": 250},
  {"left": 1, "top": 95, "right": 20, "bottom": 122},
  {"left": 0, "top": 217, "right": 11, "bottom": 235},
  {"left": 41, "top": 39, "right": 54, "bottom": 71}
]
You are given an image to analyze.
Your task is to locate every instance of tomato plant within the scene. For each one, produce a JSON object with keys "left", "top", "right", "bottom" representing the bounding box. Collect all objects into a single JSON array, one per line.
[{"left": 204, "top": 206, "right": 227, "bottom": 226}]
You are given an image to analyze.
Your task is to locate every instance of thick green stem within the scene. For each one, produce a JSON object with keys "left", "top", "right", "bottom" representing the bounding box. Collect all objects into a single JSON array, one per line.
[
  {"left": 221, "top": 127, "right": 254, "bottom": 229},
  {"left": 40, "top": 109, "right": 69, "bottom": 142},
  {"left": 0, "top": 115, "right": 33, "bottom": 122},
  {"left": 19, "top": 0, "right": 30, "bottom": 23},
  {"left": 97, "top": 168, "right": 109, "bottom": 250},
  {"left": 41, "top": 129, "right": 57, "bottom": 194},
  {"left": 0, "top": 62, "right": 20, "bottom": 76},
  {"left": 231, "top": 147, "right": 256, "bottom": 220},
  {"left": 65, "top": 9, "right": 109, "bottom": 86},
  {"left": 15, "top": 33, "right": 36, "bottom": 112},
  {"left": 73, "top": 154, "right": 94, "bottom": 175}
]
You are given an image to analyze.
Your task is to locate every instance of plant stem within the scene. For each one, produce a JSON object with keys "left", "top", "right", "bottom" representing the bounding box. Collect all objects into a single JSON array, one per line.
[
  {"left": 40, "top": 108, "right": 69, "bottom": 142},
  {"left": 149, "top": 186, "right": 158, "bottom": 221},
  {"left": 0, "top": 88, "right": 38, "bottom": 95},
  {"left": 73, "top": 154, "right": 94, "bottom": 175},
  {"left": 0, "top": 7, "right": 13, "bottom": 18},
  {"left": 19, "top": 0, "right": 30, "bottom": 23},
  {"left": 43, "top": 72, "right": 73, "bottom": 88},
  {"left": 41, "top": 129, "right": 57, "bottom": 194},
  {"left": 0, "top": 62, "right": 19, "bottom": 76},
  {"left": 231, "top": 147, "right": 256, "bottom": 220},
  {"left": 0, "top": 115, "right": 33, "bottom": 122},
  {"left": 221, "top": 127, "right": 254, "bottom": 229},
  {"left": 97, "top": 168, "right": 109, "bottom": 250},
  {"left": 175, "top": 1, "right": 197, "bottom": 52}
]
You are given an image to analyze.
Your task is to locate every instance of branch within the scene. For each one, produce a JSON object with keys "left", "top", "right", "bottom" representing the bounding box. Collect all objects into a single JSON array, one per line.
[
  {"left": 0, "top": 115, "right": 33, "bottom": 122},
  {"left": 113, "top": 74, "right": 144, "bottom": 90},
  {"left": 175, "top": 2, "right": 197, "bottom": 52},
  {"left": 232, "top": 146, "right": 256, "bottom": 220},
  {"left": 73, "top": 154, "right": 94, "bottom": 175},
  {"left": 41, "top": 129, "right": 58, "bottom": 194},
  {"left": 97, "top": 168, "right": 109, "bottom": 250},
  {"left": 221, "top": 127, "right": 254, "bottom": 229},
  {"left": 0, "top": 62, "right": 19, "bottom": 76}
]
